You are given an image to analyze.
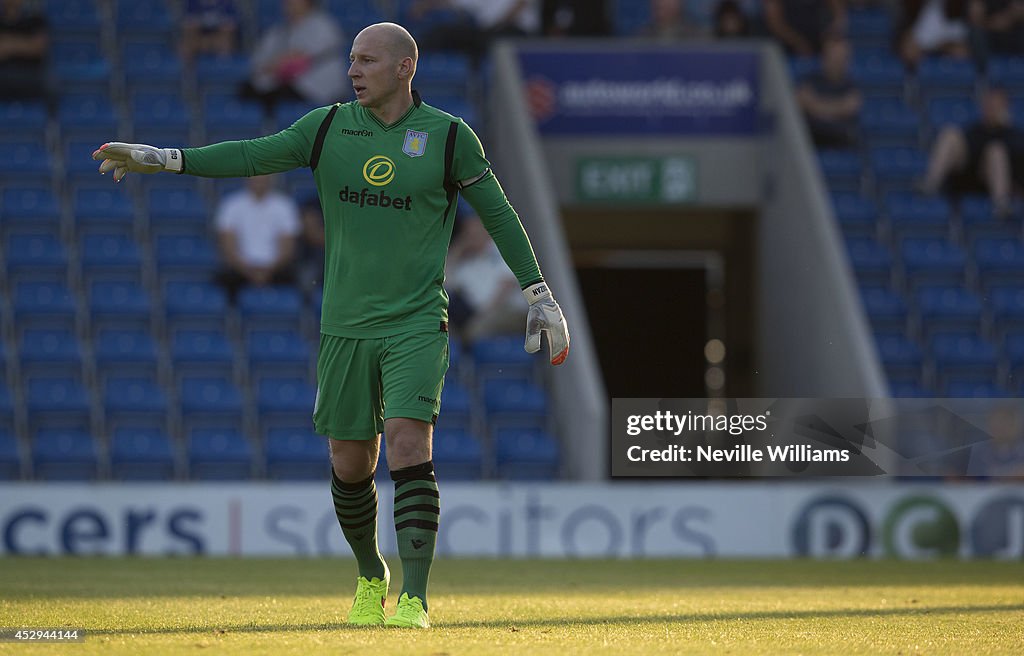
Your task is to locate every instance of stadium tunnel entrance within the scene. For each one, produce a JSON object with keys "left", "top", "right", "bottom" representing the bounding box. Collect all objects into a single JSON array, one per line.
[{"left": 563, "top": 207, "right": 757, "bottom": 399}]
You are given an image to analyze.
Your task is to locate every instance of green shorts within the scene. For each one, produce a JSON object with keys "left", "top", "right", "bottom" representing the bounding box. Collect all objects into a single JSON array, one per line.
[{"left": 312, "top": 329, "right": 449, "bottom": 440}]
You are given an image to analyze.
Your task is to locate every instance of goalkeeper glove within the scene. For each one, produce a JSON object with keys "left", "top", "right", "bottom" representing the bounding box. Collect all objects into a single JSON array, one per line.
[
  {"left": 92, "top": 142, "right": 184, "bottom": 182},
  {"left": 523, "top": 282, "right": 569, "bottom": 366}
]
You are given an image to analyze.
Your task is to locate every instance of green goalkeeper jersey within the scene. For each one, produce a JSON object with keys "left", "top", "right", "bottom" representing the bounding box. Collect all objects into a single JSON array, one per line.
[{"left": 181, "top": 93, "right": 544, "bottom": 338}]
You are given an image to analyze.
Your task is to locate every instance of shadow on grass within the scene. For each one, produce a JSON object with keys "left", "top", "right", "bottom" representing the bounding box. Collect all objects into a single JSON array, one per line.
[{"left": 85, "top": 604, "right": 1024, "bottom": 636}]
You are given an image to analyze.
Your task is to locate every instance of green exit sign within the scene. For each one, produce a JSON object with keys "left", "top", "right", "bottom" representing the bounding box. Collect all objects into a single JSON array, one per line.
[{"left": 576, "top": 156, "right": 697, "bottom": 204}]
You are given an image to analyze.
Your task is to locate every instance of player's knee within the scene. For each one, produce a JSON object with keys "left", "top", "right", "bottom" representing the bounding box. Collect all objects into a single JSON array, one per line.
[
  {"left": 384, "top": 420, "right": 432, "bottom": 470},
  {"left": 329, "top": 439, "right": 378, "bottom": 482}
]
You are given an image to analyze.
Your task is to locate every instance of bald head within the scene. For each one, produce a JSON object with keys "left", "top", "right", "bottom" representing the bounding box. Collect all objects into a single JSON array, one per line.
[{"left": 355, "top": 22, "right": 418, "bottom": 68}]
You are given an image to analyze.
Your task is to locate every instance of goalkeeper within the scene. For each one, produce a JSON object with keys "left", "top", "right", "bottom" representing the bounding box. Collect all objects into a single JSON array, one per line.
[{"left": 93, "top": 22, "right": 568, "bottom": 629}]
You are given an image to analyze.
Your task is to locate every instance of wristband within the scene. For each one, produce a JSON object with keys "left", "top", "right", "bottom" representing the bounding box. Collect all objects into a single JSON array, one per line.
[{"left": 522, "top": 282, "right": 550, "bottom": 305}]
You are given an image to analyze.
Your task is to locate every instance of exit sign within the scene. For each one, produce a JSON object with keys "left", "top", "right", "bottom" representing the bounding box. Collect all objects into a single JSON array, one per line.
[{"left": 576, "top": 156, "right": 697, "bottom": 204}]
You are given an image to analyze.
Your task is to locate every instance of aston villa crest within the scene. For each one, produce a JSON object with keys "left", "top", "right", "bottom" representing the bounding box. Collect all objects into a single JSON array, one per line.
[{"left": 403, "top": 130, "right": 428, "bottom": 157}]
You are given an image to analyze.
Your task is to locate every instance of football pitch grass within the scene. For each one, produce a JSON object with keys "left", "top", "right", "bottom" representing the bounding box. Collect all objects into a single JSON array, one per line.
[{"left": 1, "top": 558, "right": 1022, "bottom": 655}]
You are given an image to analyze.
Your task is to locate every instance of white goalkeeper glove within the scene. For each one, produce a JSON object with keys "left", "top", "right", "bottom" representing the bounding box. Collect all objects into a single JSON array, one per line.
[
  {"left": 523, "top": 282, "right": 569, "bottom": 366},
  {"left": 92, "top": 142, "right": 184, "bottom": 182}
]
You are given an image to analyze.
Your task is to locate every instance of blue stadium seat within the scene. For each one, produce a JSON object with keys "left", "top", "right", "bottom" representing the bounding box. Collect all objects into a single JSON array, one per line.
[
  {"left": 831, "top": 192, "right": 877, "bottom": 236},
  {"left": 859, "top": 286, "right": 908, "bottom": 332},
  {"left": 436, "top": 381, "right": 472, "bottom": 433},
  {"left": 51, "top": 41, "right": 111, "bottom": 88},
  {"left": 74, "top": 186, "right": 135, "bottom": 227},
  {"left": 888, "top": 379, "right": 932, "bottom": 397},
  {"left": 163, "top": 281, "right": 229, "bottom": 329},
  {"left": 412, "top": 53, "right": 471, "bottom": 95},
  {"left": 926, "top": 97, "right": 978, "bottom": 130},
  {"left": 847, "top": 8, "right": 892, "bottom": 46},
  {"left": 0, "top": 430, "right": 20, "bottom": 480},
  {"left": 989, "top": 286, "right": 1024, "bottom": 334},
  {"left": 1004, "top": 333, "right": 1024, "bottom": 388},
  {"left": 943, "top": 380, "right": 1011, "bottom": 398},
  {"left": 472, "top": 335, "right": 537, "bottom": 382},
  {"left": 264, "top": 427, "right": 325, "bottom": 480},
  {"left": 845, "top": 237, "right": 893, "bottom": 286},
  {"left": 0, "top": 141, "right": 52, "bottom": 182},
  {"left": 988, "top": 57, "right": 1024, "bottom": 93},
  {"left": 179, "top": 377, "right": 243, "bottom": 431},
  {"left": 89, "top": 280, "right": 152, "bottom": 331},
  {"left": 493, "top": 427, "right": 560, "bottom": 481},
  {"left": 975, "top": 238, "right": 1024, "bottom": 287},
  {"left": 59, "top": 94, "right": 119, "bottom": 137},
  {"left": 0, "top": 384, "right": 13, "bottom": 433},
  {"left": 915, "top": 286, "right": 983, "bottom": 336},
  {"left": 273, "top": 101, "right": 321, "bottom": 131},
  {"left": 789, "top": 56, "right": 819, "bottom": 82},
  {"left": 188, "top": 428, "right": 252, "bottom": 480},
  {"left": 483, "top": 379, "right": 547, "bottom": 429},
  {"left": 247, "top": 330, "right": 311, "bottom": 379},
  {"left": 147, "top": 187, "right": 208, "bottom": 227},
  {"left": 432, "top": 428, "right": 484, "bottom": 480},
  {"left": 104, "top": 377, "right": 169, "bottom": 431},
  {"left": 960, "top": 196, "right": 1019, "bottom": 243},
  {"left": 203, "top": 94, "right": 263, "bottom": 135},
  {"left": 860, "top": 98, "right": 919, "bottom": 147},
  {"left": 818, "top": 149, "right": 863, "bottom": 191},
  {"left": 194, "top": 54, "right": 250, "bottom": 92},
  {"left": 5, "top": 233, "right": 68, "bottom": 281},
  {"left": 46, "top": 0, "right": 101, "bottom": 32},
  {"left": 885, "top": 192, "right": 951, "bottom": 240},
  {"left": 65, "top": 138, "right": 111, "bottom": 181},
  {"left": 94, "top": 330, "right": 160, "bottom": 381},
  {"left": 171, "top": 330, "right": 235, "bottom": 378},
  {"left": 917, "top": 58, "right": 977, "bottom": 99},
  {"left": 110, "top": 427, "right": 176, "bottom": 481},
  {"left": 32, "top": 429, "right": 99, "bottom": 481},
  {"left": 0, "top": 101, "right": 47, "bottom": 136},
  {"left": 238, "top": 287, "right": 304, "bottom": 331},
  {"left": 900, "top": 237, "right": 967, "bottom": 288},
  {"left": 930, "top": 333, "right": 999, "bottom": 383},
  {"left": 13, "top": 281, "right": 78, "bottom": 330},
  {"left": 20, "top": 329, "right": 83, "bottom": 379},
  {"left": 1, "top": 187, "right": 60, "bottom": 228},
  {"left": 25, "top": 378, "right": 92, "bottom": 433},
  {"left": 81, "top": 234, "right": 143, "bottom": 280},
  {"left": 132, "top": 92, "right": 190, "bottom": 132},
  {"left": 870, "top": 147, "right": 928, "bottom": 191},
  {"left": 155, "top": 235, "right": 219, "bottom": 278},
  {"left": 257, "top": 377, "right": 316, "bottom": 431},
  {"left": 122, "top": 41, "right": 183, "bottom": 87},
  {"left": 325, "top": 0, "right": 386, "bottom": 30},
  {"left": 116, "top": 0, "right": 173, "bottom": 35},
  {"left": 850, "top": 54, "right": 905, "bottom": 96},
  {"left": 874, "top": 332, "right": 924, "bottom": 379}
]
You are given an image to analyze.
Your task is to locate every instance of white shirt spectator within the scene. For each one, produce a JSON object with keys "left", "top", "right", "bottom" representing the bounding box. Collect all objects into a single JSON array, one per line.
[{"left": 215, "top": 188, "right": 300, "bottom": 267}]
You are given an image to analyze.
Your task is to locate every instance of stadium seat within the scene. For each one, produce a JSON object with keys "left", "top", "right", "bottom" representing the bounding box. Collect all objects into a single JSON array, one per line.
[
  {"left": 246, "top": 330, "right": 311, "bottom": 379},
  {"left": 859, "top": 286, "right": 908, "bottom": 333},
  {"left": 155, "top": 235, "right": 220, "bottom": 279},
  {"left": 917, "top": 58, "right": 977, "bottom": 100},
  {"left": 80, "top": 234, "right": 144, "bottom": 280},
  {"left": 264, "top": 427, "right": 325, "bottom": 480},
  {"left": 845, "top": 237, "right": 893, "bottom": 286},
  {"left": 817, "top": 149, "right": 863, "bottom": 191},
  {"left": 0, "top": 141, "right": 52, "bottom": 182},
  {"left": 116, "top": 0, "right": 173, "bottom": 35},
  {"left": 859, "top": 98, "right": 920, "bottom": 147},
  {"left": 472, "top": 335, "right": 537, "bottom": 383},
  {"left": 188, "top": 428, "right": 253, "bottom": 480},
  {"left": 132, "top": 92, "right": 190, "bottom": 132},
  {"left": 1004, "top": 333, "right": 1024, "bottom": 390},
  {"left": 203, "top": 94, "right": 263, "bottom": 136},
  {"left": 51, "top": 40, "right": 111, "bottom": 89},
  {"left": 237, "top": 287, "right": 304, "bottom": 331},
  {"left": 874, "top": 332, "right": 924, "bottom": 380},
  {"left": 413, "top": 53, "right": 471, "bottom": 96},
  {"left": 13, "top": 281, "right": 78, "bottom": 331},
  {"left": 32, "top": 429, "right": 99, "bottom": 481},
  {"left": 110, "top": 427, "right": 176, "bottom": 481},
  {"left": 483, "top": 379, "right": 548, "bottom": 430},
  {"left": 847, "top": 9, "right": 892, "bottom": 47},
  {"left": 194, "top": 54, "right": 250, "bottom": 92},
  {"left": 435, "top": 381, "right": 472, "bottom": 433},
  {"left": 0, "top": 384, "right": 15, "bottom": 433},
  {"left": 915, "top": 286, "right": 984, "bottom": 337},
  {"left": 171, "top": 330, "right": 236, "bottom": 379},
  {"left": 47, "top": 0, "right": 102, "bottom": 36},
  {"left": 831, "top": 192, "right": 877, "bottom": 236},
  {"left": 19, "top": 329, "right": 83, "bottom": 380},
  {"left": 989, "top": 286, "right": 1024, "bottom": 335},
  {"left": 926, "top": 97, "right": 978, "bottom": 130},
  {"left": 26, "top": 377, "right": 92, "bottom": 433},
  {"left": 179, "top": 377, "right": 243, "bottom": 432},
  {"left": 94, "top": 330, "right": 160, "bottom": 381},
  {"left": 975, "top": 238, "right": 1024, "bottom": 288},
  {"left": 0, "top": 429, "right": 20, "bottom": 480},
  {"left": 960, "top": 196, "right": 1020, "bottom": 244},
  {"left": 5, "top": 233, "right": 68, "bottom": 282},
  {"left": 74, "top": 186, "right": 136, "bottom": 228},
  {"left": 122, "top": 41, "right": 183, "bottom": 88},
  {"left": 888, "top": 379, "right": 932, "bottom": 397},
  {"left": 493, "top": 427, "right": 560, "bottom": 481},
  {"left": 1, "top": 187, "right": 60, "bottom": 229},
  {"left": 943, "top": 380, "right": 1011, "bottom": 398},
  {"left": 988, "top": 57, "right": 1024, "bottom": 93},
  {"left": 432, "top": 428, "right": 484, "bottom": 480},
  {"left": 885, "top": 192, "right": 952, "bottom": 240},
  {"left": 850, "top": 53, "right": 905, "bottom": 96},
  {"left": 257, "top": 377, "right": 316, "bottom": 432},
  {"left": 59, "top": 94, "right": 119, "bottom": 138},
  {"left": 930, "top": 333, "right": 999, "bottom": 383},
  {"left": 0, "top": 100, "right": 47, "bottom": 137},
  {"left": 89, "top": 280, "right": 153, "bottom": 331},
  {"left": 900, "top": 238, "right": 967, "bottom": 289},
  {"left": 147, "top": 187, "right": 208, "bottom": 225},
  {"left": 163, "top": 281, "right": 229, "bottom": 329},
  {"left": 870, "top": 148, "right": 928, "bottom": 192},
  {"left": 104, "top": 377, "right": 169, "bottom": 431}
]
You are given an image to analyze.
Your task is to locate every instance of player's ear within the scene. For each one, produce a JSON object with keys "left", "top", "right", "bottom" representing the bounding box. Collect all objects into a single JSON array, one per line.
[{"left": 397, "top": 56, "right": 414, "bottom": 80}]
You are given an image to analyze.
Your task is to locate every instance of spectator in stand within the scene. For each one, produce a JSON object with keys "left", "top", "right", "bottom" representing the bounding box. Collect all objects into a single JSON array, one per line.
[
  {"left": 445, "top": 213, "right": 526, "bottom": 343},
  {"left": 967, "top": 0, "right": 1024, "bottom": 69},
  {"left": 921, "top": 86, "right": 1024, "bottom": 218},
  {"left": 713, "top": 0, "right": 753, "bottom": 38},
  {"left": 407, "top": 0, "right": 540, "bottom": 62},
  {"left": 636, "top": 0, "right": 710, "bottom": 40},
  {"left": 0, "top": 0, "right": 49, "bottom": 101},
  {"left": 180, "top": 0, "right": 239, "bottom": 64},
  {"left": 896, "top": 0, "right": 970, "bottom": 68},
  {"left": 542, "top": 0, "right": 612, "bottom": 36},
  {"left": 764, "top": 0, "right": 847, "bottom": 56},
  {"left": 241, "top": 0, "right": 346, "bottom": 112},
  {"left": 796, "top": 35, "right": 863, "bottom": 148},
  {"left": 214, "top": 175, "right": 301, "bottom": 302}
]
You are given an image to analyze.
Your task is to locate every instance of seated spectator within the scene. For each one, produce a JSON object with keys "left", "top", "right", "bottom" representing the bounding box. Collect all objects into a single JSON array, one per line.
[
  {"left": 180, "top": 0, "right": 239, "bottom": 64},
  {"left": 764, "top": 0, "right": 847, "bottom": 56},
  {"left": 542, "top": 0, "right": 612, "bottom": 36},
  {"left": 214, "top": 175, "right": 301, "bottom": 302},
  {"left": 713, "top": 0, "right": 753, "bottom": 38},
  {"left": 796, "top": 35, "right": 863, "bottom": 148},
  {"left": 445, "top": 213, "right": 525, "bottom": 343},
  {"left": 897, "top": 0, "right": 971, "bottom": 68},
  {"left": 0, "top": 0, "right": 49, "bottom": 101},
  {"left": 407, "top": 0, "right": 540, "bottom": 62},
  {"left": 921, "top": 87, "right": 1024, "bottom": 217},
  {"left": 241, "top": 0, "right": 346, "bottom": 112},
  {"left": 636, "top": 0, "right": 710, "bottom": 40},
  {"left": 967, "top": 0, "right": 1024, "bottom": 69}
]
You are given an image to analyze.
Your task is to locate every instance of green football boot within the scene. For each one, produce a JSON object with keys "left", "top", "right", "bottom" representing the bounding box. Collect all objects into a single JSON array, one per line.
[
  {"left": 384, "top": 593, "right": 430, "bottom": 628},
  {"left": 347, "top": 564, "right": 390, "bottom": 626}
]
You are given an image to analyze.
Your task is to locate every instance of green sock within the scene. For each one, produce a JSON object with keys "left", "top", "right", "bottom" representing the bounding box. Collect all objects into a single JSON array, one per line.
[
  {"left": 391, "top": 461, "right": 439, "bottom": 610},
  {"left": 331, "top": 471, "right": 386, "bottom": 581}
]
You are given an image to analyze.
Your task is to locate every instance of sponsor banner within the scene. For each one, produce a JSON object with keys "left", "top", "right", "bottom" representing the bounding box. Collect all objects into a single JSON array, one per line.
[
  {"left": 519, "top": 49, "right": 759, "bottom": 135},
  {"left": 0, "top": 483, "right": 1022, "bottom": 560},
  {"left": 612, "top": 398, "right": 1024, "bottom": 478},
  {"left": 576, "top": 156, "right": 697, "bottom": 204}
]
